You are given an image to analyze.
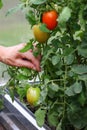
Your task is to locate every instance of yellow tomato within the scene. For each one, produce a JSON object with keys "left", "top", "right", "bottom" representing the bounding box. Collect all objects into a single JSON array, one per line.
[{"left": 32, "top": 24, "right": 50, "bottom": 43}]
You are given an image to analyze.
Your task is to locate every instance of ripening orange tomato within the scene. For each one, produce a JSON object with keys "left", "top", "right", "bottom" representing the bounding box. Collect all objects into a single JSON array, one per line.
[{"left": 32, "top": 24, "right": 50, "bottom": 43}]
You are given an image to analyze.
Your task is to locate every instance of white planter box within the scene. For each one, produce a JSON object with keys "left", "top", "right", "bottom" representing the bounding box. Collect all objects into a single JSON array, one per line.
[{"left": 0, "top": 94, "right": 50, "bottom": 130}]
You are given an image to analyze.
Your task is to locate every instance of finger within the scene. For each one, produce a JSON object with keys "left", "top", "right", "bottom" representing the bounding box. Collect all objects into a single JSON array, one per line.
[
  {"left": 20, "top": 52, "right": 41, "bottom": 71},
  {"left": 15, "top": 43, "right": 27, "bottom": 51},
  {"left": 15, "top": 59, "right": 40, "bottom": 71}
]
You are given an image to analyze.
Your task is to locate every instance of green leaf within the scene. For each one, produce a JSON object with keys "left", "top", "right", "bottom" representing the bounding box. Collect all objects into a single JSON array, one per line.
[
  {"left": 44, "top": 78, "right": 50, "bottom": 85},
  {"left": 73, "top": 30, "right": 83, "bottom": 41},
  {"left": 79, "top": 6, "right": 85, "bottom": 30},
  {"left": 78, "top": 74, "right": 87, "bottom": 81},
  {"left": 16, "top": 74, "right": 29, "bottom": 80},
  {"left": 0, "top": 0, "right": 3, "bottom": 9},
  {"left": 0, "top": 98, "right": 4, "bottom": 110},
  {"left": 9, "top": 88, "right": 15, "bottom": 102},
  {"left": 58, "top": 6, "right": 72, "bottom": 29},
  {"left": 77, "top": 46, "right": 87, "bottom": 58},
  {"left": 20, "top": 40, "right": 33, "bottom": 53},
  {"left": 74, "top": 82, "right": 82, "bottom": 94},
  {"left": 30, "top": 0, "right": 47, "bottom": 5},
  {"left": 63, "top": 47, "right": 74, "bottom": 56},
  {"left": 17, "top": 85, "right": 29, "bottom": 101},
  {"left": 56, "top": 122, "right": 62, "bottom": 130},
  {"left": 78, "top": 92, "right": 86, "bottom": 106},
  {"left": 49, "top": 83, "right": 59, "bottom": 92},
  {"left": 52, "top": 55, "right": 60, "bottom": 65},
  {"left": 40, "top": 85, "right": 48, "bottom": 102},
  {"left": 71, "top": 64, "right": 87, "bottom": 75},
  {"left": 26, "top": 10, "right": 36, "bottom": 26},
  {"left": 35, "top": 108, "right": 46, "bottom": 127},
  {"left": 68, "top": 104, "right": 87, "bottom": 129},
  {"left": 39, "top": 24, "right": 50, "bottom": 33},
  {"left": 47, "top": 111, "right": 58, "bottom": 127},
  {"left": 65, "top": 82, "right": 82, "bottom": 96},
  {"left": 56, "top": 70, "right": 63, "bottom": 76},
  {"left": 64, "top": 54, "right": 74, "bottom": 65},
  {"left": 6, "top": 3, "right": 24, "bottom": 16}
]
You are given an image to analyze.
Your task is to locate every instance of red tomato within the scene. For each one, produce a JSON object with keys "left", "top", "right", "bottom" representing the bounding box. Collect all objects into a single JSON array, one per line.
[{"left": 42, "top": 10, "right": 58, "bottom": 30}]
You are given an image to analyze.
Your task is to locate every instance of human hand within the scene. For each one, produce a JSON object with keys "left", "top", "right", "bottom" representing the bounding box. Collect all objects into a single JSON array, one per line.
[{"left": 0, "top": 44, "right": 41, "bottom": 72}]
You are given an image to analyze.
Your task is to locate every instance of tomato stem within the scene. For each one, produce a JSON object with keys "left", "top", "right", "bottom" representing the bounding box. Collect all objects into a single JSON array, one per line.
[
  {"left": 75, "top": 128, "right": 80, "bottom": 130},
  {"left": 62, "top": 64, "right": 68, "bottom": 119}
]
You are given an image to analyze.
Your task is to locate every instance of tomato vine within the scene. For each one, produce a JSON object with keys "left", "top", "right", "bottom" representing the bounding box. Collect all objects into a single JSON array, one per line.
[{"left": 1, "top": 0, "right": 87, "bottom": 130}]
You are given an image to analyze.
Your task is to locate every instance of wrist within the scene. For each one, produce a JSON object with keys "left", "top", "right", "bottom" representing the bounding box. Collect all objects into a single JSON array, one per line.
[{"left": 0, "top": 45, "right": 6, "bottom": 62}]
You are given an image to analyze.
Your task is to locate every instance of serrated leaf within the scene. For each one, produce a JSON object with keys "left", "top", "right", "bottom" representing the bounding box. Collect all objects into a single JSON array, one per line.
[
  {"left": 49, "top": 83, "right": 59, "bottom": 92},
  {"left": 78, "top": 92, "right": 86, "bottom": 106},
  {"left": 73, "top": 30, "right": 83, "bottom": 41},
  {"left": 35, "top": 108, "right": 46, "bottom": 127},
  {"left": 52, "top": 55, "right": 60, "bottom": 65},
  {"left": 79, "top": 6, "right": 85, "bottom": 30},
  {"left": 77, "top": 46, "right": 87, "bottom": 58},
  {"left": 47, "top": 111, "right": 58, "bottom": 127},
  {"left": 17, "top": 85, "right": 29, "bottom": 101},
  {"left": 39, "top": 24, "right": 50, "bottom": 33},
  {"left": 40, "top": 86, "right": 48, "bottom": 102},
  {"left": 74, "top": 82, "right": 82, "bottom": 94},
  {"left": 20, "top": 41, "right": 33, "bottom": 53},
  {"left": 16, "top": 74, "right": 29, "bottom": 80},
  {"left": 78, "top": 74, "right": 87, "bottom": 81},
  {"left": 64, "top": 54, "right": 74, "bottom": 65},
  {"left": 26, "top": 10, "right": 36, "bottom": 26},
  {"left": 30, "top": 0, "right": 47, "bottom": 5},
  {"left": 68, "top": 105, "right": 87, "bottom": 129},
  {"left": 71, "top": 65, "right": 87, "bottom": 75},
  {"left": 58, "top": 6, "right": 71, "bottom": 28},
  {"left": 56, "top": 70, "right": 63, "bottom": 76},
  {"left": 65, "top": 82, "right": 82, "bottom": 96},
  {"left": 6, "top": 3, "right": 24, "bottom": 16}
]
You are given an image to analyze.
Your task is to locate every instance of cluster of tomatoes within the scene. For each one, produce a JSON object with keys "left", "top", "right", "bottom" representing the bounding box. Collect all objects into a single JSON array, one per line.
[
  {"left": 26, "top": 10, "right": 58, "bottom": 107},
  {"left": 32, "top": 10, "right": 58, "bottom": 43},
  {"left": 26, "top": 11, "right": 58, "bottom": 106}
]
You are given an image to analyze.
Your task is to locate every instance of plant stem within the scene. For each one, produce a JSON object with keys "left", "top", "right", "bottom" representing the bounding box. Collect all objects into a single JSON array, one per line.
[
  {"left": 37, "top": 73, "right": 41, "bottom": 83},
  {"left": 49, "top": 78, "right": 64, "bottom": 82},
  {"left": 62, "top": 64, "right": 67, "bottom": 119},
  {"left": 75, "top": 128, "right": 80, "bottom": 130}
]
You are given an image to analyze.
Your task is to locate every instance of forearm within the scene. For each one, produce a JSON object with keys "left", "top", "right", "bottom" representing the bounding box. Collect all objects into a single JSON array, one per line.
[{"left": 0, "top": 45, "right": 6, "bottom": 62}]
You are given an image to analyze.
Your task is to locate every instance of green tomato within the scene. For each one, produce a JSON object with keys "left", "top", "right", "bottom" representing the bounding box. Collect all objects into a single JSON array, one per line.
[{"left": 26, "top": 87, "right": 40, "bottom": 106}]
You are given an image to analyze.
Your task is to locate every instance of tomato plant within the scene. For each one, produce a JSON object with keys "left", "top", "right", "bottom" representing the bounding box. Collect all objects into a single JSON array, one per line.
[
  {"left": 42, "top": 10, "right": 58, "bottom": 30},
  {"left": 1, "top": 0, "right": 87, "bottom": 130},
  {"left": 26, "top": 86, "right": 40, "bottom": 106}
]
